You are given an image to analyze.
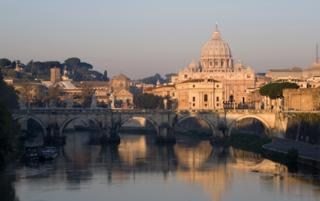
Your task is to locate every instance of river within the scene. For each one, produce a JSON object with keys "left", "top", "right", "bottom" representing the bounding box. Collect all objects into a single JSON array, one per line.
[{"left": 2, "top": 132, "right": 320, "bottom": 201}]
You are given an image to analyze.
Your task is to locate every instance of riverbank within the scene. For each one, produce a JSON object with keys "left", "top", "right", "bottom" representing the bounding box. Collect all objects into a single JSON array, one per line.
[
  {"left": 226, "top": 133, "right": 271, "bottom": 154},
  {"left": 227, "top": 133, "right": 320, "bottom": 170},
  {"left": 263, "top": 138, "right": 320, "bottom": 169}
]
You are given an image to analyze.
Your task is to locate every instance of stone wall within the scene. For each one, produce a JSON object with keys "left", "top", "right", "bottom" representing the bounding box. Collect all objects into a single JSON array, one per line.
[
  {"left": 285, "top": 113, "right": 320, "bottom": 144},
  {"left": 283, "top": 88, "right": 320, "bottom": 111}
]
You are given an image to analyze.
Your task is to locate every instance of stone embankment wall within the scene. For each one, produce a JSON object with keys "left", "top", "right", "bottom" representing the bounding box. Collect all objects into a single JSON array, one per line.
[{"left": 285, "top": 113, "right": 320, "bottom": 145}]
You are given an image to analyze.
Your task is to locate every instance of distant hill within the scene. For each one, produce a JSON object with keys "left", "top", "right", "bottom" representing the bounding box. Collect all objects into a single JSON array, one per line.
[{"left": 138, "top": 73, "right": 176, "bottom": 85}]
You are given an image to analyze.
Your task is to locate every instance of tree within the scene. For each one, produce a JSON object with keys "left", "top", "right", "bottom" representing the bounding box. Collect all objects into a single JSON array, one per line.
[
  {"left": 134, "top": 93, "right": 164, "bottom": 109},
  {"left": 0, "top": 58, "right": 11, "bottom": 68},
  {"left": 259, "top": 82, "right": 299, "bottom": 99},
  {"left": 0, "top": 72, "right": 18, "bottom": 166},
  {"left": 79, "top": 62, "right": 93, "bottom": 70},
  {"left": 64, "top": 57, "right": 81, "bottom": 67},
  {"left": 0, "top": 73, "right": 18, "bottom": 110},
  {"left": 103, "top": 70, "right": 109, "bottom": 81}
]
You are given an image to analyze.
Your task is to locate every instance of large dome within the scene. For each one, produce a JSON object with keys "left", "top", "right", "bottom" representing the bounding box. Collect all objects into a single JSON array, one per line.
[{"left": 200, "top": 26, "right": 233, "bottom": 71}]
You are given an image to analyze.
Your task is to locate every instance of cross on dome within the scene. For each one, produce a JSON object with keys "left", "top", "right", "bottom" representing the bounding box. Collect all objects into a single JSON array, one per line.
[{"left": 212, "top": 24, "right": 221, "bottom": 40}]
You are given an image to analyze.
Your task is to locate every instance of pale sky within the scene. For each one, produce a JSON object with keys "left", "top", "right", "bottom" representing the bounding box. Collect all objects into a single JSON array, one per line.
[{"left": 0, "top": 0, "right": 319, "bottom": 78}]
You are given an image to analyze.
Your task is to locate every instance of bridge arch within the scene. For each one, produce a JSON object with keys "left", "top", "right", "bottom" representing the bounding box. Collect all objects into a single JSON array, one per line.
[
  {"left": 120, "top": 116, "right": 159, "bottom": 135},
  {"left": 59, "top": 116, "right": 100, "bottom": 136},
  {"left": 13, "top": 115, "right": 47, "bottom": 136},
  {"left": 227, "top": 115, "right": 271, "bottom": 137},
  {"left": 175, "top": 115, "right": 220, "bottom": 137}
]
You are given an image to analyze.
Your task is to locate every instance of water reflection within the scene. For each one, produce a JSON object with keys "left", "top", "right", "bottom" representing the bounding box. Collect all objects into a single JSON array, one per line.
[
  {"left": 174, "top": 141, "right": 213, "bottom": 169},
  {"left": 9, "top": 132, "right": 320, "bottom": 201},
  {"left": 175, "top": 142, "right": 232, "bottom": 201},
  {"left": 118, "top": 135, "right": 147, "bottom": 166}
]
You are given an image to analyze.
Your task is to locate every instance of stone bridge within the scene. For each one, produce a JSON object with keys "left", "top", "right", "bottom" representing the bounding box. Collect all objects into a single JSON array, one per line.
[{"left": 13, "top": 108, "right": 287, "bottom": 144}]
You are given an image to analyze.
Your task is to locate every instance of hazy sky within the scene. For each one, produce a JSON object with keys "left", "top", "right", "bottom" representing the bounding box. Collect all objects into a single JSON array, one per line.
[{"left": 0, "top": 0, "right": 319, "bottom": 78}]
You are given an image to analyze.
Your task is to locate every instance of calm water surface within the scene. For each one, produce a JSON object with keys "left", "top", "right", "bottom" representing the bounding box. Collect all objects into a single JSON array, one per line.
[{"left": 5, "top": 132, "right": 320, "bottom": 201}]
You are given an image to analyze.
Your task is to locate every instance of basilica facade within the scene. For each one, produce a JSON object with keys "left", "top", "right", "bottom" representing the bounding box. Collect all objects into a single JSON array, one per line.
[{"left": 148, "top": 26, "right": 256, "bottom": 110}]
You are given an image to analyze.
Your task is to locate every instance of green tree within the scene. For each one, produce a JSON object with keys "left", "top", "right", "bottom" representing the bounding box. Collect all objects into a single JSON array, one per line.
[
  {"left": 0, "top": 72, "right": 18, "bottom": 166},
  {"left": 0, "top": 73, "right": 18, "bottom": 110},
  {"left": 103, "top": 70, "right": 109, "bottom": 81},
  {"left": 64, "top": 57, "right": 81, "bottom": 67},
  {"left": 0, "top": 104, "right": 18, "bottom": 165},
  {"left": 259, "top": 82, "right": 299, "bottom": 99},
  {"left": 0, "top": 58, "right": 11, "bottom": 68},
  {"left": 134, "top": 93, "right": 164, "bottom": 109}
]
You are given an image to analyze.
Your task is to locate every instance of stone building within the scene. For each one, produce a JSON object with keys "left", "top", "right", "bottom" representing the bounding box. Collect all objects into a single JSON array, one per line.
[
  {"left": 111, "top": 74, "right": 131, "bottom": 91},
  {"left": 14, "top": 82, "right": 48, "bottom": 105},
  {"left": 76, "top": 81, "right": 111, "bottom": 104},
  {"left": 148, "top": 26, "right": 255, "bottom": 110},
  {"left": 113, "top": 88, "right": 134, "bottom": 108},
  {"left": 110, "top": 74, "right": 133, "bottom": 108},
  {"left": 50, "top": 67, "right": 61, "bottom": 83},
  {"left": 145, "top": 84, "right": 176, "bottom": 98},
  {"left": 174, "top": 79, "right": 223, "bottom": 110},
  {"left": 146, "top": 78, "right": 223, "bottom": 111},
  {"left": 266, "top": 61, "right": 320, "bottom": 82},
  {"left": 283, "top": 88, "right": 320, "bottom": 111},
  {"left": 265, "top": 67, "right": 303, "bottom": 81},
  {"left": 171, "top": 26, "right": 255, "bottom": 104}
]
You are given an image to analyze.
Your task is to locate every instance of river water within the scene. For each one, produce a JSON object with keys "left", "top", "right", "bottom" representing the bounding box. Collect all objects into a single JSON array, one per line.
[{"left": 3, "top": 132, "right": 320, "bottom": 201}]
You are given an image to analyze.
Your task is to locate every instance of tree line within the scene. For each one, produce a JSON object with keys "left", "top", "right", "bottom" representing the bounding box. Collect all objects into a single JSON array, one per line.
[{"left": 0, "top": 57, "right": 109, "bottom": 81}]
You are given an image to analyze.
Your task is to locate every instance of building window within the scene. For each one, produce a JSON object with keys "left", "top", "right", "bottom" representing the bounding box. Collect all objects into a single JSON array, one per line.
[
  {"left": 205, "top": 104, "right": 207, "bottom": 107},
  {"left": 193, "top": 85, "right": 195, "bottom": 88},
  {"left": 229, "top": 95, "right": 234, "bottom": 102},
  {"left": 204, "top": 94, "right": 208, "bottom": 102},
  {"left": 193, "top": 103, "right": 195, "bottom": 107},
  {"left": 217, "top": 103, "right": 219, "bottom": 107},
  {"left": 216, "top": 96, "right": 219, "bottom": 102},
  {"left": 192, "top": 97, "right": 196, "bottom": 102},
  {"left": 184, "top": 74, "right": 187, "bottom": 78}
]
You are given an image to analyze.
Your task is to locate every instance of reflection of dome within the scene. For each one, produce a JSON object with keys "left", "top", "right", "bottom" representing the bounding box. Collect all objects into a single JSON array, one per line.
[
  {"left": 118, "top": 136, "right": 147, "bottom": 166},
  {"left": 176, "top": 165, "right": 231, "bottom": 201},
  {"left": 200, "top": 25, "right": 233, "bottom": 71},
  {"left": 174, "top": 141, "right": 212, "bottom": 169}
]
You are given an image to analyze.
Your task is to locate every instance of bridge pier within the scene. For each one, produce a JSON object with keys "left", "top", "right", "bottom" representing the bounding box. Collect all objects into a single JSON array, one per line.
[
  {"left": 44, "top": 124, "right": 66, "bottom": 146},
  {"left": 100, "top": 123, "right": 121, "bottom": 145},
  {"left": 155, "top": 124, "right": 176, "bottom": 144}
]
